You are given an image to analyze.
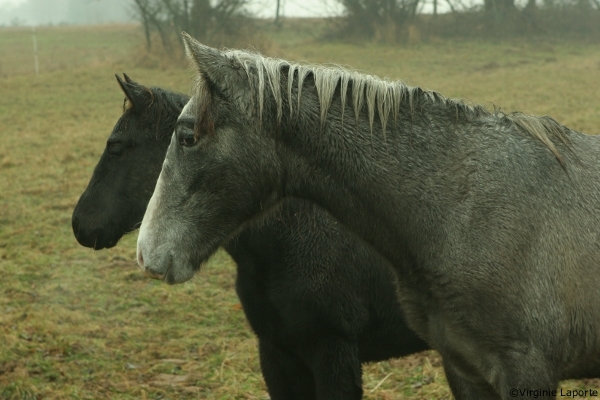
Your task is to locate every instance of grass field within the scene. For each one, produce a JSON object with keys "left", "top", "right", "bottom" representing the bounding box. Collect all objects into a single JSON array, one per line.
[{"left": 1, "top": 22, "right": 600, "bottom": 399}]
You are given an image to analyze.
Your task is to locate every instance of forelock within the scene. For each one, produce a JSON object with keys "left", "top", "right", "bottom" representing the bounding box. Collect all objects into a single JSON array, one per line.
[{"left": 190, "top": 76, "right": 215, "bottom": 139}]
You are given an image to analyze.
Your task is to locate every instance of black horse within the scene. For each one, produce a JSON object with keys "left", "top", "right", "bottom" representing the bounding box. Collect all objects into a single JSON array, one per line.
[{"left": 72, "top": 75, "right": 429, "bottom": 400}]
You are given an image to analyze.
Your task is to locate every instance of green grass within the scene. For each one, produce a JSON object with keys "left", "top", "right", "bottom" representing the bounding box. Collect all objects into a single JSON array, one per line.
[
  {"left": 1, "top": 21, "right": 600, "bottom": 399},
  {"left": 0, "top": 25, "right": 143, "bottom": 78}
]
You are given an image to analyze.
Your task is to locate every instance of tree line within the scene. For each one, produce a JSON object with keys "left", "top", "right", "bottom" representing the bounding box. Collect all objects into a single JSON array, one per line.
[{"left": 131, "top": 0, "right": 600, "bottom": 50}]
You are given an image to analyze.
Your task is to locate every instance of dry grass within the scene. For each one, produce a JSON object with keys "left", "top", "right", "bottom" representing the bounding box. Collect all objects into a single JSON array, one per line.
[
  {"left": 1, "top": 22, "right": 600, "bottom": 399},
  {"left": 0, "top": 24, "right": 143, "bottom": 78}
]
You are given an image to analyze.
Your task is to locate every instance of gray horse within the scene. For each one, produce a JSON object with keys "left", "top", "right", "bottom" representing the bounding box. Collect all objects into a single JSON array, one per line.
[{"left": 137, "top": 33, "right": 600, "bottom": 399}]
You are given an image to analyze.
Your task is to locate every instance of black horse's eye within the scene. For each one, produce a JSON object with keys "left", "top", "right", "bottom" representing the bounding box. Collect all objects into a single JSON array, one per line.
[{"left": 107, "top": 142, "right": 125, "bottom": 158}]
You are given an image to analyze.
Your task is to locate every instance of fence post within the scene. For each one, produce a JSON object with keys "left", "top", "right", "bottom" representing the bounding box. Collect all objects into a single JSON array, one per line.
[{"left": 32, "top": 26, "right": 39, "bottom": 76}]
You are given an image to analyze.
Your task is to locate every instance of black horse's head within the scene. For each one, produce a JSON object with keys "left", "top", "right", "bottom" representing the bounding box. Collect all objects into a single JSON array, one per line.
[{"left": 72, "top": 74, "right": 189, "bottom": 249}]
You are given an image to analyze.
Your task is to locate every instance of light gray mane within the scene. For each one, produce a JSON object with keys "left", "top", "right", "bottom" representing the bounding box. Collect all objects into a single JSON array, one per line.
[
  {"left": 225, "top": 49, "right": 444, "bottom": 135},
  {"left": 207, "top": 49, "right": 570, "bottom": 163}
]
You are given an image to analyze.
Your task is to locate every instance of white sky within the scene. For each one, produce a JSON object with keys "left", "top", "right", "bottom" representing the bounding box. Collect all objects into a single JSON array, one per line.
[
  {"left": 0, "top": 0, "right": 452, "bottom": 21},
  {"left": 248, "top": 0, "right": 454, "bottom": 17},
  {"left": 248, "top": 0, "right": 345, "bottom": 18},
  {"left": 0, "top": 0, "right": 26, "bottom": 6}
]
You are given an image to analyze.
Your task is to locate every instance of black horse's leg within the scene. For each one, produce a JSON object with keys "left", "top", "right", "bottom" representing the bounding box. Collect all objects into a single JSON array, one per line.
[
  {"left": 496, "top": 352, "right": 558, "bottom": 400},
  {"left": 309, "top": 338, "right": 363, "bottom": 400},
  {"left": 258, "top": 339, "right": 316, "bottom": 400},
  {"left": 443, "top": 352, "right": 558, "bottom": 400},
  {"left": 442, "top": 358, "right": 500, "bottom": 400}
]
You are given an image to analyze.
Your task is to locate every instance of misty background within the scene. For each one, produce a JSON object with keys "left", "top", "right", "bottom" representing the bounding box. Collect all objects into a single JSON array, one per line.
[
  {"left": 1, "top": 0, "right": 598, "bottom": 62},
  {"left": 0, "top": 0, "right": 133, "bottom": 25},
  {"left": 0, "top": 0, "right": 348, "bottom": 26}
]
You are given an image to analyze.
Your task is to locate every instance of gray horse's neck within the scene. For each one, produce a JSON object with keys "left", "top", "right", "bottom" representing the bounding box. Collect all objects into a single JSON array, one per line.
[
  {"left": 277, "top": 89, "right": 463, "bottom": 266},
  {"left": 276, "top": 83, "right": 580, "bottom": 273}
]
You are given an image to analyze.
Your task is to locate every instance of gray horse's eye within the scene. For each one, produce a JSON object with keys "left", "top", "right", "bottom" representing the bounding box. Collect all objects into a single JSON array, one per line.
[
  {"left": 180, "top": 134, "right": 197, "bottom": 147},
  {"left": 176, "top": 124, "right": 197, "bottom": 147}
]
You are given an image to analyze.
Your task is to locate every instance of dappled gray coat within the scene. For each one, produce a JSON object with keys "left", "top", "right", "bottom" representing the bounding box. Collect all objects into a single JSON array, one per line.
[{"left": 136, "top": 33, "right": 600, "bottom": 400}]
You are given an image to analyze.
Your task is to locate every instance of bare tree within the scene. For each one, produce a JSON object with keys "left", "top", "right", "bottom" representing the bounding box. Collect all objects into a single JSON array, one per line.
[
  {"left": 483, "top": 0, "right": 517, "bottom": 21},
  {"left": 275, "top": 0, "right": 281, "bottom": 25},
  {"left": 337, "top": 0, "right": 421, "bottom": 40},
  {"left": 131, "top": 0, "right": 172, "bottom": 51},
  {"left": 132, "top": 0, "right": 251, "bottom": 53}
]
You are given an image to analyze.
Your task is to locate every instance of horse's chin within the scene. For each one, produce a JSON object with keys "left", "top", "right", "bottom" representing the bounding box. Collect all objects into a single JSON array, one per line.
[
  {"left": 163, "top": 262, "right": 197, "bottom": 285},
  {"left": 97, "top": 237, "right": 121, "bottom": 250},
  {"left": 75, "top": 235, "right": 120, "bottom": 250}
]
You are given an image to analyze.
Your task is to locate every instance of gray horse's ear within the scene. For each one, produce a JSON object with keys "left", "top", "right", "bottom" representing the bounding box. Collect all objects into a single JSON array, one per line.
[
  {"left": 115, "top": 74, "right": 151, "bottom": 110},
  {"left": 182, "top": 32, "right": 230, "bottom": 85}
]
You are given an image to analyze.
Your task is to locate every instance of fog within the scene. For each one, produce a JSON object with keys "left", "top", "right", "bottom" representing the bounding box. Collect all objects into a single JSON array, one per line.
[
  {"left": 0, "top": 0, "right": 348, "bottom": 26},
  {"left": 0, "top": 0, "right": 134, "bottom": 26}
]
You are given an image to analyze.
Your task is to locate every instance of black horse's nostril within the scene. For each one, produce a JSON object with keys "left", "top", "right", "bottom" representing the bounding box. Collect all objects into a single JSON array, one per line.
[
  {"left": 72, "top": 215, "right": 80, "bottom": 236},
  {"left": 71, "top": 216, "right": 110, "bottom": 249}
]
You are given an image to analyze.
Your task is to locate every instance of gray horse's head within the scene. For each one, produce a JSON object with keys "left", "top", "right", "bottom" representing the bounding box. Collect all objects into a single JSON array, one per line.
[
  {"left": 136, "top": 33, "right": 415, "bottom": 283},
  {"left": 137, "top": 36, "right": 286, "bottom": 283}
]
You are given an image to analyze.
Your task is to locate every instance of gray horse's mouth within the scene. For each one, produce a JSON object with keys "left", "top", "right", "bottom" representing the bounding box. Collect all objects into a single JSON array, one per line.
[
  {"left": 144, "top": 268, "right": 165, "bottom": 281},
  {"left": 143, "top": 254, "right": 171, "bottom": 282}
]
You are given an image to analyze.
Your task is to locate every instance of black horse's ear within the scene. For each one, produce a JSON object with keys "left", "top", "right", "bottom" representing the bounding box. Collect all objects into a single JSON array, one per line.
[{"left": 115, "top": 73, "right": 151, "bottom": 110}]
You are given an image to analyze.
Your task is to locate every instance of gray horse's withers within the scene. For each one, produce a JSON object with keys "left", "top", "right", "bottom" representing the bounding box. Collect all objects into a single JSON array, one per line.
[{"left": 137, "top": 34, "right": 600, "bottom": 399}]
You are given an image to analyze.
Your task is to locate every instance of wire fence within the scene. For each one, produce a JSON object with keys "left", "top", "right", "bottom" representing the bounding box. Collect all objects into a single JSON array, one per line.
[{"left": 0, "top": 24, "right": 142, "bottom": 78}]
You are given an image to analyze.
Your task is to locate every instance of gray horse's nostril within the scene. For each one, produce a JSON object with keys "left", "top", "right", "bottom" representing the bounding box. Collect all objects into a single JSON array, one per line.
[{"left": 137, "top": 250, "right": 144, "bottom": 268}]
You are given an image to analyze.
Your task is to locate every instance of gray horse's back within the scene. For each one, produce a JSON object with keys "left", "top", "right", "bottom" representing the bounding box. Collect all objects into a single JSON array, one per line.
[{"left": 430, "top": 124, "right": 600, "bottom": 380}]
